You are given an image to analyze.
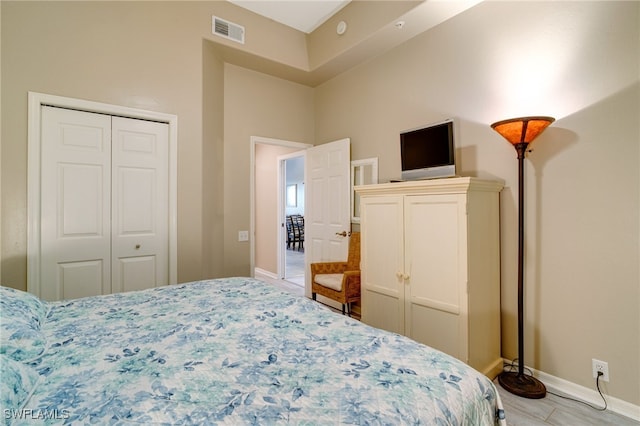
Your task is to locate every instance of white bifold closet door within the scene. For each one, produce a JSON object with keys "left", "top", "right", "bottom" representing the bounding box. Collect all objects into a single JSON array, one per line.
[{"left": 40, "top": 106, "right": 169, "bottom": 301}]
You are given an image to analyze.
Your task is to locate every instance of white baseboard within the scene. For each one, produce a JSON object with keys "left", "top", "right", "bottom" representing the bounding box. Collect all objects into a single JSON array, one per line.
[
  {"left": 525, "top": 365, "right": 640, "bottom": 421},
  {"left": 254, "top": 268, "right": 278, "bottom": 280}
]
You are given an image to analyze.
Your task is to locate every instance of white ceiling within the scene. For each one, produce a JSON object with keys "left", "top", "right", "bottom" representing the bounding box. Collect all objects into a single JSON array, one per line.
[{"left": 229, "top": 0, "right": 351, "bottom": 33}]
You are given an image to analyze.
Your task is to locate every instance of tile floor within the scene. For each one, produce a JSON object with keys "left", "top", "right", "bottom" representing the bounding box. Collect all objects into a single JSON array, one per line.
[
  {"left": 497, "top": 384, "right": 639, "bottom": 425},
  {"left": 284, "top": 247, "right": 305, "bottom": 283}
]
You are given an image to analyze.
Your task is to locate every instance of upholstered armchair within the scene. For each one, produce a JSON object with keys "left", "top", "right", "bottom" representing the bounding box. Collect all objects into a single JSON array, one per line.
[{"left": 310, "top": 232, "right": 360, "bottom": 316}]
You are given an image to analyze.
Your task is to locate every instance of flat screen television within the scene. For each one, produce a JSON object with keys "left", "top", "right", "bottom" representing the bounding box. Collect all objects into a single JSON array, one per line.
[{"left": 400, "top": 119, "right": 456, "bottom": 180}]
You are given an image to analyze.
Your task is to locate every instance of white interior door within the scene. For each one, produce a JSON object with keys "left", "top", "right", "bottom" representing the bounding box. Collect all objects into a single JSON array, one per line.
[
  {"left": 40, "top": 107, "right": 112, "bottom": 300},
  {"left": 305, "top": 138, "right": 351, "bottom": 296},
  {"left": 39, "top": 106, "right": 169, "bottom": 300},
  {"left": 111, "top": 117, "right": 169, "bottom": 293}
]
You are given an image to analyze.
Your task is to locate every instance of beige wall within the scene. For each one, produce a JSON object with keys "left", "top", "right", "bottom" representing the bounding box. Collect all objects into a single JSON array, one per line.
[
  {"left": 0, "top": 0, "right": 2, "bottom": 282},
  {"left": 314, "top": 1, "right": 639, "bottom": 407},
  {"left": 1, "top": 2, "right": 208, "bottom": 286},
  {"left": 255, "top": 144, "right": 301, "bottom": 275},
  {"left": 202, "top": 40, "right": 226, "bottom": 280},
  {"left": 222, "top": 64, "right": 314, "bottom": 277},
  {"left": 0, "top": 1, "right": 310, "bottom": 287}
]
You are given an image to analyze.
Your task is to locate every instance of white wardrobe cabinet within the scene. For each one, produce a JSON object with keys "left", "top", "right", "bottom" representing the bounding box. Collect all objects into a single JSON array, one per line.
[{"left": 356, "top": 177, "right": 503, "bottom": 378}]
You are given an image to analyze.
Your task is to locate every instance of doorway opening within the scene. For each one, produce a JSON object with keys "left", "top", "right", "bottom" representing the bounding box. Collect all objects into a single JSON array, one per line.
[
  {"left": 250, "top": 137, "right": 311, "bottom": 289},
  {"left": 251, "top": 136, "right": 352, "bottom": 300},
  {"left": 282, "top": 154, "right": 305, "bottom": 287}
]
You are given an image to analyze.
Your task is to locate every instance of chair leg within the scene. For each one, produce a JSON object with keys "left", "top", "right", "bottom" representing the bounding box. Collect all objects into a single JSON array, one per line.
[
  {"left": 346, "top": 303, "right": 351, "bottom": 317},
  {"left": 342, "top": 304, "right": 346, "bottom": 315},
  {"left": 312, "top": 293, "right": 316, "bottom": 301}
]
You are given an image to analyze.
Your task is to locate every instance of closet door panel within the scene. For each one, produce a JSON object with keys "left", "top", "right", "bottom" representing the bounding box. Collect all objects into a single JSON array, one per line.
[
  {"left": 117, "top": 256, "right": 157, "bottom": 293},
  {"left": 39, "top": 107, "right": 169, "bottom": 300},
  {"left": 111, "top": 117, "right": 169, "bottom": 293},
  {"left": 40, "top": 106, "right": 112, "bottom": 301},
  {"left": 57, "top": 260, "right": 105, "bottom": 300},
  {"left": 59, "top": 164, "right": 104, "bottom": 236}
]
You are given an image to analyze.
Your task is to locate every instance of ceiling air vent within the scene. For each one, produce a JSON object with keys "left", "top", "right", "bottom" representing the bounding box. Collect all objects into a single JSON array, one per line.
[{"left": 212, "top": 16, "right": 245, "bottom": 44}]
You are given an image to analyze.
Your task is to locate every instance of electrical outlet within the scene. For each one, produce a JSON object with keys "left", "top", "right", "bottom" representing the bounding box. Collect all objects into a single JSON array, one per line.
[
  {"left": 592, "top": 359, "right": 609, "bottom": 382},
  {"left": 238, "top": 230, "right": 249, "bottom": 242}
]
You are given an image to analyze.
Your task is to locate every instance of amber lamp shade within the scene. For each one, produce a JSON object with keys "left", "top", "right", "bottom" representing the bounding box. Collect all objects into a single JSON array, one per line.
[
  {"left": 491, "top": 115, "right": 554, "bottom": 400},
  {"left": 490, "top": 116, "right": 555, "bottom": 145}
]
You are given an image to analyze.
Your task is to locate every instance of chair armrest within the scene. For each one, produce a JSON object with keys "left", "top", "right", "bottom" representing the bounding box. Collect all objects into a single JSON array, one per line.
[
  {"left": 310, "top": 262, "right": 348, "bottom": 275},
  {"left": 342, "top": 270, "right": 361, "bottom": 299}
]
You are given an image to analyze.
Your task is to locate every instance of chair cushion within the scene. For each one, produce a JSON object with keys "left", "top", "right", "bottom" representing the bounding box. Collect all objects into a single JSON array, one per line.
[{"left": 314, "top": 274, "right": 344, "bottom": 291}]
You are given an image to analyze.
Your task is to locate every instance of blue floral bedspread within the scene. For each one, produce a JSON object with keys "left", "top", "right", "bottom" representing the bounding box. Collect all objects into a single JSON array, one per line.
[{"left": 9, "top": 278, "right": 505, "bottom": 425}]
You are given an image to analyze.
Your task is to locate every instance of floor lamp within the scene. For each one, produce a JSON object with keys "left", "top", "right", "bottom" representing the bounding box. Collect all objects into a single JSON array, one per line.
[{"left": 491, "top": 116, "right": 555, "bottom": 399}]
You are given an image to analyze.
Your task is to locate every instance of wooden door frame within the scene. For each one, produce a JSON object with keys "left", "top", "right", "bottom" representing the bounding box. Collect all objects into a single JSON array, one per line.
[{"left": 27, "top": 92, "right": 178, "bottom": 297}]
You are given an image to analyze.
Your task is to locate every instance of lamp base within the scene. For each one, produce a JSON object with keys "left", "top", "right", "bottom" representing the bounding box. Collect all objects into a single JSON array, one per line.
[{"left": 498, "top": 371, "right": 546, "bottom": 399}]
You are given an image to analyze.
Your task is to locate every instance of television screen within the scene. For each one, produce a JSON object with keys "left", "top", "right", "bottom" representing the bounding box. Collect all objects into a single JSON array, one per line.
[{"left": 400, "top": 119, "right": 455, "bottom": 180}]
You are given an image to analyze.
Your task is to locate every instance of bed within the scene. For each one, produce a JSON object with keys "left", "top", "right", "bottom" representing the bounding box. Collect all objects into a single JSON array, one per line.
[{"left": 1, "top": 277, "right": 506, "bottom": 425}]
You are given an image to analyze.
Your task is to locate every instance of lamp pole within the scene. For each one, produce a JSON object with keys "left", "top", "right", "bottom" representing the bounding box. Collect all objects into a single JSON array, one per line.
[
  {"left": 515, "top": 142, "right": 527, "bottom": 379},
  {"left": 492, "top": 116, "right": 555, "bottom": 399}
]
